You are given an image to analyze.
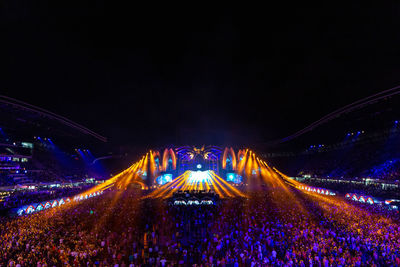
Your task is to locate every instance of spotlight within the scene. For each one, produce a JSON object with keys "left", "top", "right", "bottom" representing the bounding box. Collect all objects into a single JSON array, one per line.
[{"left": 188, "top": 170, "right": 211, "bottom": 184}]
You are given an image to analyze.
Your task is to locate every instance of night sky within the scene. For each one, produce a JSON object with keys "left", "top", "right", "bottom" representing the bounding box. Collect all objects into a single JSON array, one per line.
[{"left": 2, "top": 2, "right": 400, "bottom": 147}]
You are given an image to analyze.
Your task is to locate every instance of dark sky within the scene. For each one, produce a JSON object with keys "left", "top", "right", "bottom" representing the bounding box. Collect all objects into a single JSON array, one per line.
[{"left": 2, "top": 2, "right": 400, "bottom": 147}]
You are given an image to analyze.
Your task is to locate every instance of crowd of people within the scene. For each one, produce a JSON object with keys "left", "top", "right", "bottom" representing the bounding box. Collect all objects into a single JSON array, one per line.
[{"left": 0, "top": 183, "right": 399, "bottom": 266}]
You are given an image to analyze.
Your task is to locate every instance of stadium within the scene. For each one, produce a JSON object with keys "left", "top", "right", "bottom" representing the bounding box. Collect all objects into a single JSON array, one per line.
[
  {"left": 2, "top": 3, "right": 400, "bottom": 266},
  {"left": 1, "top": 88, "right": 400, "bottom": 266}
]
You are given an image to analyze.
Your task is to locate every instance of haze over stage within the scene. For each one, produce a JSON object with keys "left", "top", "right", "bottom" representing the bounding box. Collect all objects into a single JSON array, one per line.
[
  {"left": 84, "top": 146, "right": 290, "bottom": 201},
  {"left": 147, "top": 170, "right": 246, "bottom": 199},
  {"left": 2, "top": 3, "right": 400, "bottom": 265}
]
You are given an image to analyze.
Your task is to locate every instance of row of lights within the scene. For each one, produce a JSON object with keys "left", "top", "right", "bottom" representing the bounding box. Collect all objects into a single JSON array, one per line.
[
  {"left": 34, "top": 136, "right": 52, "bottom": 141},
  {"left": 309, "top": 144, "right": 325, "bottom": 149},
  {"left": 309, "top": 122, "right": 398, "bottom": 149},
  {"left": 75, "top": 148, "right": 89, "bottom": 152},
  {"left": 346, "top": 130, "right": 365, "bottom": 136},
  {"left": 347, "top": 120, "right": 399, "bottom": 136}
]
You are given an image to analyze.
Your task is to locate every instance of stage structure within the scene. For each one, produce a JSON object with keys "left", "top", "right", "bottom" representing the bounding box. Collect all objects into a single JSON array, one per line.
[
  {"left": 14, "top": 146, "right": 351, "bottom": 215},
  {"left": 152, "top": 146, "right": 245, "bottom": 187},
  {"left": 83, "top": 146, "right": 292, "bottom": 199}
]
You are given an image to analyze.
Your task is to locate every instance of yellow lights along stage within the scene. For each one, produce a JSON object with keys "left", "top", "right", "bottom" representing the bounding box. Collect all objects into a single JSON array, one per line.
[
  {"left": 20, "top": 146, "right": 336, "bottom": 219},
  {"left": 81, "top": 152, "right": 152, "bottom": 195},
  {"left": 77, "top": 147, "right": 295, "bottom": 201},
  {"left": 146, "top": 170, "right": 247, "bottom": 199},
  {"left": 222, "top": 147, "right": 237, "bottom": 170},
  {"left": 162, "top": 148, "right": 176, "bottom": 171}
]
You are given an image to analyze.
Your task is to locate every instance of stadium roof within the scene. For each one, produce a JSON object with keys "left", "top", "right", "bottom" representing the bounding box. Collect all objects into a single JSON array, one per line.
[{"left": 0, "top": 95, "right": 107, "bottom": 143}]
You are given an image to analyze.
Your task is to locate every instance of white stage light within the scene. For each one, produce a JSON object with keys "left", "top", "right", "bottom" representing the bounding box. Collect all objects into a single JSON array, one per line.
[{"left": 188, "top": 170, "right": 211, "bottom": 184}]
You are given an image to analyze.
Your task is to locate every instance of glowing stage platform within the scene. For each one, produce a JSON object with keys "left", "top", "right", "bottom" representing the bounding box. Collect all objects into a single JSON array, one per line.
[
  {"left": 83, "top": 146, "right": 289, "bottom": 201},
  {"left": 147, "top": 170, "right": 246, "bottom": 199}
]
